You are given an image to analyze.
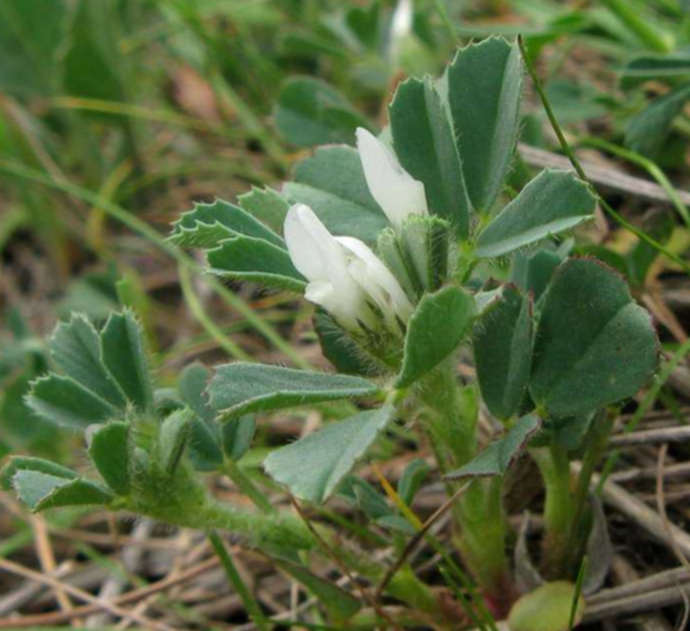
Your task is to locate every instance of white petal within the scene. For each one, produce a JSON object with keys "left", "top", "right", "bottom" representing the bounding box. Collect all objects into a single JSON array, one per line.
[
  {"left": 285, "top": 204, "right": 369, "bottom": 328},
  {"left": 304, "top": 281, "right": 359, "bottom": 329},
  {"left": 284, "top": 204, "right": 346, "bottom": 282},
  {"left": 356, "top": 127, "right": 428, "bottom": 230},
  {"left": 336, "top": 236, "right": 414, "bottom": 323}
]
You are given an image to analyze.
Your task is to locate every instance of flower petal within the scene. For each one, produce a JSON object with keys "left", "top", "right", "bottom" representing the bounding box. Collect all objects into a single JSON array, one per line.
[
  {"left": 285, "top": 204, "right": 369, "bottom": 329},
  {"left": 284, "top": 204, "right": 345, "bottom": 282},
  {"left": 337, "top": 236, "right": 414, "bottom": 323},
  {"left": 356, "top": 127, "right": 428, "bottom": 229}
]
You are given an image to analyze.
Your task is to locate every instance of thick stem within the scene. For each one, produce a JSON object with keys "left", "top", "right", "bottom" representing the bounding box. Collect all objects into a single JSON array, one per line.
[
  {"left": 419, "top": 362, "right": 513, "bottom": 610},
  {"left": 531, "top": 444, "right": 574, "bottom": 579},
  {"left": 455, "top": 477, "right": 515, "bottom": 617}
]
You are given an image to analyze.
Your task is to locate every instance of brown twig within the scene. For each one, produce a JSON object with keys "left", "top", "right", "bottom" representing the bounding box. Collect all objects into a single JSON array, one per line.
[
  {"left": 656, "top": 444, "right": 690, "bottom": 630},
  {"left": 609, "top": 425, "right": 690, "bottom": 447},
  {"left": 582, "top": 464, "right": 690, "bottom": 558},
  {"left": 518, "top": 142, "right": 690, "bottom": 207},
  {"left": 0, "top": 556, "right": 173, "bottom": 631},
  {"left": 0, "top": 556, "right": 219, "bottom": 628}
]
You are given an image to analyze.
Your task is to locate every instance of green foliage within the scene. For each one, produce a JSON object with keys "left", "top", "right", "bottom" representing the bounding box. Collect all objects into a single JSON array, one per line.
[
  {"left": 208, "top": 363, "right": 380, "bottom": 419},
  {"left": 238, "top": 187, "right": 289, "bottom": 234},
  {"left": 171, "top": 200, "right": 285, "bottom": 250},
  {"left": 158, "top": 410, "right": 193, "bottom": 475},
  {"left": 446, "top": 37, "right": 523, "bottom": 212},
  {"left": 263, "top": 405, "right": 394, "bottom": 503},
  {"left": 178, "top": 363, "right": 224, "bottom": 471},
  {"left": 445, "top": 414, "right": 540, "bottom": 480},
  {"left": 530, "top": 258, "right": 659, "bottom": 417},
  {"left": 473, "top": 285, "right": 533, "bottom": 420},
  {"left": 390, "top": 77, "right": 471, "bottom": 236},
  {"left": 625, "top": 83, "right": 690, "bottom": 157},
  {"left": 100, "top": 311, "right": 153, "bottom": 412},
  {"left": 2, "top": 20, "right": 671, "bottom": 628},
  {"left": 396, "top": 286, "right": 475, "bottom": 388},
  {"left": 27, "top": 375, "right": 120, "bottom": 429},
  {"left": 11, "top": 467, "right": 113, "bottom": 511},
  {"left": 207, "top": 236, "right": 306, "bottom": 291},
  {"left": 476, "top": 170, "right": 596, "bottom": 258},
  {"left": 88, "top": 421, "right": 130, "bottom": 494},
  {"left": 50, "top": 315, "right": 127, "bottom": 408},
  {"left": 397, "top": 458, "right": 430, "bottom": 506},
  {"left": 276, "top": 560, "right": 362, "bottom": 621}
]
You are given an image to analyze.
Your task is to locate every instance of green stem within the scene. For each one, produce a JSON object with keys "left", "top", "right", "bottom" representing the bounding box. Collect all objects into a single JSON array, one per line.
[
  {"left": 531, "top": 444, "right": 574, "bottom": 579},
  {"left": 419, "top": 362, "right": 477, "bottom": 467},
  {"left": 208, "top": 530, "right": 269, "bottom": 631},
  {"left": 455, "top": 477, "right": 513, "bottom": 616},
  {"left": 418, "top": 363, "right": 512, "bottom": 611}
]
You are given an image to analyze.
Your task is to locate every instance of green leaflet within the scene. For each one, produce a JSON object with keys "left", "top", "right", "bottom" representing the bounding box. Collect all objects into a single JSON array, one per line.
[
  {"left": 12, "top": 469, "right": 114, "bottom": 511},
  {"left": 473, "top": 285, "right": 533, "bottom": 420},
  {"left": 158, "top": 409, "right": 192, "bottom": 475},
  {"left": 88, "top": 421, "right": 130, "bottom": 494},
  {"left": 621, "top": 53, "right": 690, "bottom": 88},
  {"left": 264, "top": 405, "right": 394, "bottom": 503},
  {"left": 530, "top": 258, "right": 659, "bottom": 417},
  {"left": 208, "top": 363, "right": 380, "bottom": 419},
  {"left": 389, "top": 77, "right": 471, "bottom": 236},
  {"left": 170, "top": 198, "right": 285, "bottom": 249},
  {"left": 206, "top": 235, "right": 306, "bottom": 292},
  {"left": 27, "top": 374, "right": 119, "bottom": 429},
  {"left": 625, "top": 82, "right": 690, "bottom": 157},
  {"left": 277, "top": 560, "right": 362, "bottom": 621},
  {"left": 1, "top": 456, "right": 77, "bottom": 491},
  {"left": 396, "top": 286, "right": 475, "bottom": 388},
  {"left": 238, "top": 186, "right": 289, "bottom": 234},
  {"left": 446, "top": 36, "right": 522, "bottom": 212},
  {"left": 100, "top": 310, "right": 153, "bottom": 412},
  {"left": 444, "top": 414, "right": 540, "bottom": 480},
  {"left": 476, "top": 169, "right": 596, "bottom": 258},
  {"left": 178, "top": 363, "right": 224, "bottom": 472},
  {"left": 507, "top": 581, "right": 584, "bottom": 631},
  {"left": 50, "top": 314, "right": 126, "bottom": 408}
]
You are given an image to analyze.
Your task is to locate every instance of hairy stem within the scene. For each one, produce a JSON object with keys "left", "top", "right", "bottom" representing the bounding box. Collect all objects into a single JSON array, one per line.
[{"left": 419, "top": 362, "right": 513, "bottom": 610}]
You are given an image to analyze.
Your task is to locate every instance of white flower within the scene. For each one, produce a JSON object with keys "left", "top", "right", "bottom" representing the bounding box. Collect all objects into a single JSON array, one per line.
[
  {"left": 356, "top": 127, "right": 428, "bottom": 230},
  {"left": 284, "top": 203, "right": 413, "bottom": 332},
  {"left": 336, "top": 236, "right": 413, "bottom": 327}
]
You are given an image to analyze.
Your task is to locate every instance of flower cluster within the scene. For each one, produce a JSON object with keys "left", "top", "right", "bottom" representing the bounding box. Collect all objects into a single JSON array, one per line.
[{"left": 284, "top": 128, "right": 427, "bottom": 334}]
